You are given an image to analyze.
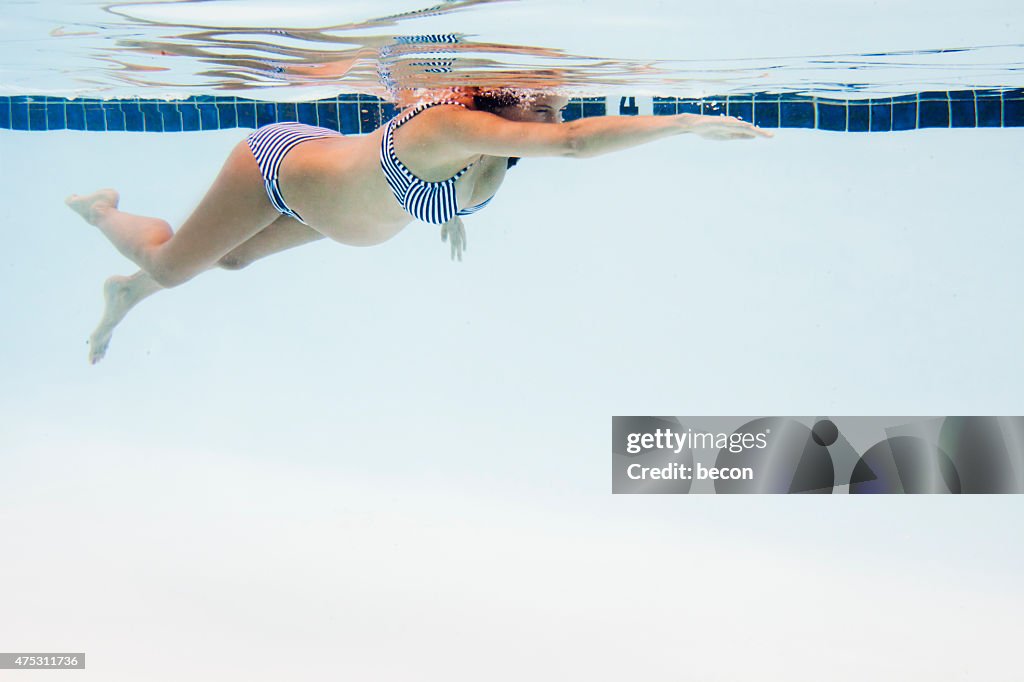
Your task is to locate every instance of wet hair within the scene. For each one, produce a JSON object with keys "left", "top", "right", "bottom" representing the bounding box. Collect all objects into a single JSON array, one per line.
[{"left": 472, "top": 89, "right": 528, "bottom": 113}]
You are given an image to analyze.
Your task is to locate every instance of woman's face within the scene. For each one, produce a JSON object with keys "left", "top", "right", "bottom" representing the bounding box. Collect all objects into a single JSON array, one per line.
[{"left": 496, "top": 95, "right": 571, "bottom": 124}]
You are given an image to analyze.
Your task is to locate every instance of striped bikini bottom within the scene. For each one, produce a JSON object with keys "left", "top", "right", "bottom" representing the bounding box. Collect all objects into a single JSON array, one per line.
[{"left": 246, "top": 122, "right": 342, "bottom": 224}]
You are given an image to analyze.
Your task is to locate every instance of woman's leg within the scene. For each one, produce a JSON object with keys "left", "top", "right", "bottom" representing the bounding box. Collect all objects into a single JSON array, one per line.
[
  {"left": 66, "top": 139, "right": 282, "bottom": 288},
  {"left": 85, "top": 216, "right": 325, "bottom": 364},
  {"left": 216, "top": 215, "right": 325, "bottom": 270}
]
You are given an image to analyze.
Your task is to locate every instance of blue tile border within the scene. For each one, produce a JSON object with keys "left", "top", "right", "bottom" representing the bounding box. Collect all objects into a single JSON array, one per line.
[
  {"left": 297, "top": 102, "right": 317, "bottom": 125},
  {"left": 104, "top": 103, "right": 125, "bottom": 131},
  {"left": 198, "top": 101, "right": 219, "bottom": 130},
  {"left": 892, "top": 100, "right": 917, "bottom": 131},
  {"left": 66, "top": 101, "right": 85, "bottom": 130},
  {"left": 780, "top": 98, "right": 815, "bottom": 128},
  {"left": 159, "top": 102, "right": 182, "bottom": 132},
  {"left": 652, "top": 97, "right": 675, "bottom": 116},
  {"left": 753, "top": 94, "right": 780, "bottom": 129},
  {"left": 217, "top": 102, "right": 237, "bottom": 129},
  {"left": 870, "top": 100, "right": 892, "bottom": 132},
  {"left": 339, "top": 102, "right": 359, "bottom": 133},
  {"left": 10, "top": 97, "right": 28, "bottom": 130},
  {"left": 726, "top": 97, "right": 753, "bottom": 123},
  {"left": 1005, "top": 97, "right": 1024, "bottom": 127},
  {"left": 45, "top": 102, "right": 65, "bottom": 130},
  {"left": 179, "top": 101, "right": 200, "bottom": 130},
  {"left": 357, "top": 98, "right": 381, "bottom": 134},
  {"left": 847, "top": 104, "right": 869, "bottom": 132},
  {"left": 317, "top": 102, "right": 338, "bottom": 130},
  {"left": 84, "top": 101, "right": 106, "bottom": 131},
  {"left": 817, "top": 102, "right": 846, "bottom": 131},
  {"left": 1, "top": 90, "right": 1021, "bottom": 134},
  {"left": 236, "top": 101, "right": 255, "bottom": 129},
  {"left": 122, "top": 100, "right": 143, "bottom": 131},
  {"left": 581, "top": 97, "right": 605, "bottom": 118},
  {"left": 140, "top": 102, "right": 161, "bottom": 132},
  {"left": 950, "top": 96, "right": 976, "bottom": 128},
  {"left": 28, "top": 101, "right": 47, "bottom": 130},
  {"left": 676, "top": 99, "right": 701, "bottom": 115},
  {"left": 562, "top": 100, "right": 584, "bottom": 121},
  {"left": 977, "top": 93, "right": 1002, "bottom": 127},
  {"left": 255, "top": 102, "right": 275, "bottom": 128},
  {"left": 918, "top": 91, "right": 950, "bottom": 128}
]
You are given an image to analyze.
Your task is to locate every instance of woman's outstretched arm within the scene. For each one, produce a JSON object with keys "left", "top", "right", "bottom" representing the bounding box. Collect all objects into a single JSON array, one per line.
[{"left": 441, "top": 108, "right": 772, "bottom": 160}]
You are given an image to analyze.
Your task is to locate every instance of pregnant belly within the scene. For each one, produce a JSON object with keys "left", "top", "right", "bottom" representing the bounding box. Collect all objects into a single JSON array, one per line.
[
  {"left": 283, "top": 174, "right": 414, "bottom": 246},
  {"left": 319, "top": 218, "right": 411, "bottom": 247}
]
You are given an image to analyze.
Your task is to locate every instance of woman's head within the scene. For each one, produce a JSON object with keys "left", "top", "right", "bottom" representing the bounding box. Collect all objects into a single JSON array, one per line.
[{"left": 472, "top": 88, "right": 569, "bottom": 123}]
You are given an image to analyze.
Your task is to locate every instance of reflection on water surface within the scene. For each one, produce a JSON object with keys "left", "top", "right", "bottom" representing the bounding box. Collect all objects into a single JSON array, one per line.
[{"left": 2, "top": 0, "right": 1022, "bottom": 99}]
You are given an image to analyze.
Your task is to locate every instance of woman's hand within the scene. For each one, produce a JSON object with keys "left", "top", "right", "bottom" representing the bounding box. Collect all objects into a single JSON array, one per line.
[
  {"left": 678, "top": 113, "right": 773, "bottom": 140},
  {"left": 440, "top": 216, "right": 467, "bottom": 261}
]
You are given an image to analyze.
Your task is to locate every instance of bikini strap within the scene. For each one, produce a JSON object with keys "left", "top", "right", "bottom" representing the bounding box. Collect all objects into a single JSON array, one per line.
[{"left": 387, "top": 100, "right": 475, "bottom": 182}]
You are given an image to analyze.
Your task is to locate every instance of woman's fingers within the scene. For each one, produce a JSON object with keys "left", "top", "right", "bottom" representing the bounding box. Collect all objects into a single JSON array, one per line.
[
  {"left": 441, "top": 218, "right": 465, "bottom": 261},
  {"left": 698, "top": 116, "right": 773, "bottom": 140},
  {"left": 721, "top": 117, "right": 772, "bottom": 138},
  {"left": 742, "top": 121, "right": 774, "bottom": 138}
]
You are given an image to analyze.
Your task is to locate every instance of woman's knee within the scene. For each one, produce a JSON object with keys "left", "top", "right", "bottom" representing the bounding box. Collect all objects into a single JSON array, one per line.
[
  {"left": 152, "top": 251, "right": 250, "bottom": 285},
  {"left": 146, "top": 254, "right": 208, "bottom": 288}
]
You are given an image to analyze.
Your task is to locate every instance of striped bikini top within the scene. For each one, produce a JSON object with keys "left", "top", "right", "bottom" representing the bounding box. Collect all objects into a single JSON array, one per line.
[{"left": 379, "top": 100, "right": 494, "bottom": 225}]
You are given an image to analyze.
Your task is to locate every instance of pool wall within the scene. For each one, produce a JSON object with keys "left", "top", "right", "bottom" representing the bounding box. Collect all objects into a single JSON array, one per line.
[{"left": 2, "top": 89, "right": 1022, "bottom": 134}]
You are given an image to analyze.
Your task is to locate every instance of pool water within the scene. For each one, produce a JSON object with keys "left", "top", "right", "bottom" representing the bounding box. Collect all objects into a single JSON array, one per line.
[{"left": 1, "top": 2, "right": 1023, "bottom": 681}]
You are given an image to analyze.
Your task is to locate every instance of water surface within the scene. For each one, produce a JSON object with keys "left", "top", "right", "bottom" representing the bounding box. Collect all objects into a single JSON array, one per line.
[{"left": 2, "top": 0, "right": 1022, "bottom": 99}]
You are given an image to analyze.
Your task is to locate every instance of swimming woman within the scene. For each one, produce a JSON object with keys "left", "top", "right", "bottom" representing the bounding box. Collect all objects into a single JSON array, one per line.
[{"left": 65, "top": 87, "right": 771, "bottom": 364}]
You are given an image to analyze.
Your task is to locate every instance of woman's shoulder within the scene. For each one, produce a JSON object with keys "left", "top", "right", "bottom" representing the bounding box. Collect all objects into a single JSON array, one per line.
[{"left": 391, "top": 101, "right": 485, "bottom": 145}]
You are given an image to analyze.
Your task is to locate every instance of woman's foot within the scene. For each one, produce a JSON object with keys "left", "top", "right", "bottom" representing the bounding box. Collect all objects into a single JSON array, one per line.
[
  {"left": 65, "top": 189, "right": 120, "bottom": 226},
  {"left": 88, "top": 272, "right": 163, "bottom": 364}
]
